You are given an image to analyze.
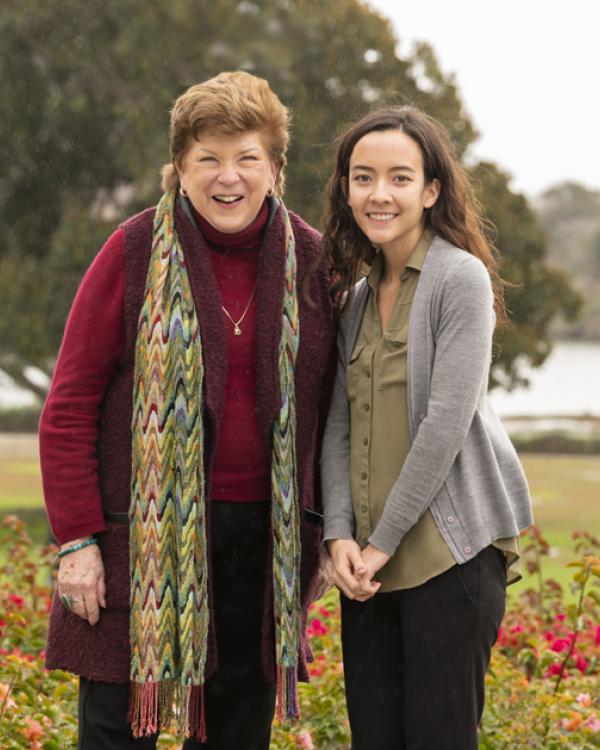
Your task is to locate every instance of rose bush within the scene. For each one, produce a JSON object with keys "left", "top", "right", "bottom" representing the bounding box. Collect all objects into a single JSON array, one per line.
[{"left": 1, "top": 517, "right": 599, "bottom": 749}]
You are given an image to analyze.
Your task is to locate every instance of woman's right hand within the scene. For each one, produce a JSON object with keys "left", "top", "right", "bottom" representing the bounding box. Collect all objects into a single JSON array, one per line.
[
  {"left": 57, "top": 539, "right": 106, "bottom": 625},
  {"left": 328, "top": 539, "right": 381, "bottom": 601}
]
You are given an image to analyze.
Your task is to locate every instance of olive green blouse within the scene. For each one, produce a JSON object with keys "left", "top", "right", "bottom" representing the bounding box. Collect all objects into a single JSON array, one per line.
[{"left": 348, "top": 230, "right": 520, "bottom": 592}]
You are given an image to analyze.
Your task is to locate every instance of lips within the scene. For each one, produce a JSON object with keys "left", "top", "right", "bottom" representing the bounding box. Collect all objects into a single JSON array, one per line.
[
  {"left": 367, "top": 212, "right": 398, "bottom": 221},
  {"left": 213, "top": 195, "right": 243, "bottom": 204}
]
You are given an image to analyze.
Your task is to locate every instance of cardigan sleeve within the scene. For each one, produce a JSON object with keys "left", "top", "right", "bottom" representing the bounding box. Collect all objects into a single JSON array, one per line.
[
  {"left": 39, "top": 228, "right": 126, "bottom": 545},
  {"left": 368, "top": 255, "right": 496, "bottom": 556},
  {"left": 320, "top": 321, "right": 356, "bottom": 544}
]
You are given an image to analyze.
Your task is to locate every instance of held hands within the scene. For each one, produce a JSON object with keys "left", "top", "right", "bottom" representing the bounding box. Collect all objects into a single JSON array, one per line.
[
  {"left": 328, "top": 539, "right": 390, "bottom": 602},
  {"left": 57, "top": 539, "right": 106, "bottom": 625}
]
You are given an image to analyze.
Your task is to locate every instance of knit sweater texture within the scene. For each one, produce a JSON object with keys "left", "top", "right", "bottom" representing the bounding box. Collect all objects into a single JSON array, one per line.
[{"left": 40, "top": 200, "right": 335, "bottom": 683}]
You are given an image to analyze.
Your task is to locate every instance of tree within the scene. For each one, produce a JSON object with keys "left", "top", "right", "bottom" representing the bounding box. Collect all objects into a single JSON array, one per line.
[
  {"left": 0, "top": 0, "right": 579, "bottom": 397},
  {"left": 472, "top": 164, "right": 582, "bottom": 388}
]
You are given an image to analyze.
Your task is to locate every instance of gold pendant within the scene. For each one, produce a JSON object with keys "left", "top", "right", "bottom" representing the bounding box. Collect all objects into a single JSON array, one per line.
[{"left": 233, "top": 324, "right": 242, "bottom": 336}]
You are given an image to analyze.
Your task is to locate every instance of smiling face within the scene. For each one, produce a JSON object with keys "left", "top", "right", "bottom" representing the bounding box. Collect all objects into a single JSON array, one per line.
[
  {"left": 347, "top": 128, "right": 440, "bottom": 256},
  {"left": 177, "top": 130, "right": 278, "bottom": 233}
]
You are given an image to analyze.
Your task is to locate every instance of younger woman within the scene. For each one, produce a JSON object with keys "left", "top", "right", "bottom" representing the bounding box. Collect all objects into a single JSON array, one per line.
[{"left": 320, "top": 107, "right": 533, "bottom": 750}]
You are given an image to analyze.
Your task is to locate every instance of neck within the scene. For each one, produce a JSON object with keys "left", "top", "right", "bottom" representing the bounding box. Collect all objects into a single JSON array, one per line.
[
  {"left": 190, "top": 199, "right": 269, "bottom": 251},
  {"left": 379, "top": 225, "right": 424, "bottom": 282}
]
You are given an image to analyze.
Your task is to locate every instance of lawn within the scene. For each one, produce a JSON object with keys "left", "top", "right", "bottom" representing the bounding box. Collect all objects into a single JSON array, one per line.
[
  {"left": 1, "top": 435, "right": 599, "bottom": 593},
  {"left": 512, "top": 454, "right": 600, "bottom": 593}
]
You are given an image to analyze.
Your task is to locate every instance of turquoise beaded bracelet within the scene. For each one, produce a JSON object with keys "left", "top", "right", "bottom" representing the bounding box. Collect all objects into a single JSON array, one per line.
[{"left": 56, "top": 537, "right": 99, "bottom": 559}]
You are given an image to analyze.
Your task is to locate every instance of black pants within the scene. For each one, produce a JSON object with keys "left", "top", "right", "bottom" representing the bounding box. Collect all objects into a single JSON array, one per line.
[
  {"left": 341, "top": 545, "right": 506, "bottom": 750},
  {"left": 78, "top": 501, "right": 276, "bottom": 750}
]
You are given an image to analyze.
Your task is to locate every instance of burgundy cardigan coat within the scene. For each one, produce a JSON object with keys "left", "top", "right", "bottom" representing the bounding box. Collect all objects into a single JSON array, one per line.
[{"left": 44, "top": 200, "right": 335, "bottom": 683}]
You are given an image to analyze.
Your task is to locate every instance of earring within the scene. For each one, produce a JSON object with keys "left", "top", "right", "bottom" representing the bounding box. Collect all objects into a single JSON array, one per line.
[
  {"left": 267, "top": 186, "right": 274, "bottom": 197},
  {"left": 180, "top": 185, "right": 188, "bottom": 198}
]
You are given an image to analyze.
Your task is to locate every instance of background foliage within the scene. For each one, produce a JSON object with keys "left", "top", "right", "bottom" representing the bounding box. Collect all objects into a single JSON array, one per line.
[
  {"left": 0, "top": 0, "right": 580, "bottom": 396},
  {"left": 1, "top": 518, "right": 599, "bottom": 749}
]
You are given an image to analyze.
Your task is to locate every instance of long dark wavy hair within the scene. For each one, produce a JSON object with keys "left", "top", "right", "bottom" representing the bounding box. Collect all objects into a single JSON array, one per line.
[{"left": 322, "top": 106, "right": 507, "bottom": 323}]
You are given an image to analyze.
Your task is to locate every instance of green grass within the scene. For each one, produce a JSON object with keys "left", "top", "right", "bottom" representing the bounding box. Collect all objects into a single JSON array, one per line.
[
  {"left": 1, "top": 442, "right": 599, "bottom": 596},
  {"left": 510, "top": 453, "right": 600, "bottom": 595}
]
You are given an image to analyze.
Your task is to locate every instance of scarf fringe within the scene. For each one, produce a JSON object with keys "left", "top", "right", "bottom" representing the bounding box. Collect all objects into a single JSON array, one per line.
[
  {"left": 276, "top": 665, "right": 300, "bottom": 722},
  {"left": 128, "top": 681, "right": 207, "bottom": 741}
]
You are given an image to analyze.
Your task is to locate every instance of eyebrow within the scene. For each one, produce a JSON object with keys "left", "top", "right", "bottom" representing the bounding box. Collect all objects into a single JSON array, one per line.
[
  {"left": 195, "top": 146, "right": 261, "bottom": 156},
  {"left": 350, "top": 164, "right": 416, "bottom": 173}
]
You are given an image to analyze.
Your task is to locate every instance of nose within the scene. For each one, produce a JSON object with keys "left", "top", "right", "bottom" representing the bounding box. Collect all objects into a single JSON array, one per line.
[
  {"left": 217, "top": 162, "right": 241, "bottom": 186},
  {"left": 370, "top": 178, "right": 392, "bottom": 203}
]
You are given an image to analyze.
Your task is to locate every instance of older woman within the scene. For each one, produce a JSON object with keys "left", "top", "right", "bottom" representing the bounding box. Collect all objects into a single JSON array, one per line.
[{"left": 39, "top": 71, "right": 335, "bottom": 750}]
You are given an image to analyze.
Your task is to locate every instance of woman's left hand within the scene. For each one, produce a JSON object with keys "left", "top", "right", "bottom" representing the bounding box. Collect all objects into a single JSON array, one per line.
[
  {"left": 310, "top": 547, "right": 334, "bottom": 603},
  {"left": 355, "top": 544, "right": 391, "bottom": 600}
]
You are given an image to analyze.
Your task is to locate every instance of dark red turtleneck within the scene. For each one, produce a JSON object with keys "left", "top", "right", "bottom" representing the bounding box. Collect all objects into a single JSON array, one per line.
[
  {"left": 192, "top": 201, "right": 271, "bottom": 501},
  {"left": 40, "top": 201, "right": 272, "bottom": 543}
]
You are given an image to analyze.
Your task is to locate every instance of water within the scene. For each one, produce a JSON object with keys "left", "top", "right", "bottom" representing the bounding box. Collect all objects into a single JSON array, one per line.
[
  {"left": 1, "top": 342, "right": 599, "bottom": 417},
  {"left": 489, "top": 341, "right": 600, "bottom": 418}
]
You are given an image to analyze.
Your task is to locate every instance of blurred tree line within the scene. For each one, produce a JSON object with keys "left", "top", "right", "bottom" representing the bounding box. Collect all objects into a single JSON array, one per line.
[
  {"left": 0, "top": 0, "right": 580, "bottom": 398},
  {"left": 534, "top": 182, "right": 600, "bottom": 341}
]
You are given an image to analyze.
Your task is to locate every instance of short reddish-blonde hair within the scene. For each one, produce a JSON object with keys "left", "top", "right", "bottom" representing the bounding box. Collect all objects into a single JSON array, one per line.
[{"left": 161, "top": 71, "right": 290, "bottom": 195}]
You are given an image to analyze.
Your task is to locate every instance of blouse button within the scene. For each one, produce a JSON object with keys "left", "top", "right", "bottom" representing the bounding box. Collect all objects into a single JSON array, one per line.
[
  {"left": 464, "top": 546, "right": 472, "bottom": 555},
  {"left": 361, "top": 471, "right": 368, "bottom": 480},
  {"left": 363, "top": 437, "right": 369, "bottom": 446},
  {"left": 364, "top": 403, "right": 370, "bottom": 412},
  {"left": 361, "top": 505, "right": 368, "bottom": 513},
  {"left": 447, "top": 516, "right": 455, "bottom": 524}
]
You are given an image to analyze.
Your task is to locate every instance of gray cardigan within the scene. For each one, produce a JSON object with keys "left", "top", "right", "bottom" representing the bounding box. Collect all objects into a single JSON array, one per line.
[{"left": 321, "top": 235, "right": 533, "bottom": 564}]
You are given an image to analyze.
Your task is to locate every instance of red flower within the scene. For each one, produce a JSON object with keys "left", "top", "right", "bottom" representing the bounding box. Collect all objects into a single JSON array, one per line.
[
  {"left": 307, "top": 618, "right": 328, "bottom": 638},
  {"left": 545, "top": 662, "right": 563, "bottom": 677},
  {"left": 575, "top": 654, "right": 589, "bottom": 673},
  {"left": 8, "top": 594, "right": 24, "bottom": 609},
  {"left": 551, "top": 638, "right": 569, "bottom": 653}
]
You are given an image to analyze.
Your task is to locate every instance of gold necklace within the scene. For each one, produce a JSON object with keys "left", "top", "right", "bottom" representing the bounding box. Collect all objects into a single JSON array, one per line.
[{"left": 221, "top": 280, "right": 258, "bottom": 336}]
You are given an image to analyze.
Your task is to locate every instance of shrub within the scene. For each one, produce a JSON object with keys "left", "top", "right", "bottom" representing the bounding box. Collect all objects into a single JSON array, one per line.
[{"left": 1, "top": 517, "right": 599, "bottom": 749}]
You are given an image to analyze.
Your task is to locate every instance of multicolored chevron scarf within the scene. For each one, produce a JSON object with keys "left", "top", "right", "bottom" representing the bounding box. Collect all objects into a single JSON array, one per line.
[{"left": 128, "top": 189, "right": 301, "bottom": 739}]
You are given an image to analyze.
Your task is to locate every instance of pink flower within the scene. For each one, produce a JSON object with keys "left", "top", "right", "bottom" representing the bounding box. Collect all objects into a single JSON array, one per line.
[
  {"left": 545, "top": 662, "right": 565, "bottom": 678},
  {"left": 584, "top": 713, "right": 600, "bottom": 732},
  {"left": 575, "top": 654, "right": 589, "bottom": 673},
  {"left": 576, "top": 693, "right": 592, "bottom": 707},
  {"left": 8, "top": 594, "right": 24, "bottom": 609},
  {"left": 294, "top": 730, "right": 314, "bottom": 749},
  {"left": 307, "top": 618, "right": 328, "bottom": 637},
  {"left": 595, "top": 626, "right": 600, "bottom": 645},
  {"left": 544, "top": 631, "right": 554, "bottom": 641},
  {"left": 551, "top": 638, "right": 569, "bottom": 653},
  {"left": 510, "top": 624, "right": 524, "bottom": 634},
  {"left": 0, "top": 682, "right": 16, "bottom": 709},
  {"left": 556, "top": 613, "right": 567, "bottom": 623},
  {"left": 24, "top": 718, "right": 44, "bottom": 741}
]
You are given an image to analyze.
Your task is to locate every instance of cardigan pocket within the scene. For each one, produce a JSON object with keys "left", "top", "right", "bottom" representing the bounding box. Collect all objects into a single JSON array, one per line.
[
  {"left": 377, "top": 324, "right": 408, "bottom": 390},
  {"left": 347, "top": 343, "right": 366, "bottom": 402}
]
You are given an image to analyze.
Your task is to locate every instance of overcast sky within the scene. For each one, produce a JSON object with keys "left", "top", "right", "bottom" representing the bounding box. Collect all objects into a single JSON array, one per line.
[{"left": 368, "top": 0, "right": 599, "bottom": 198}]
